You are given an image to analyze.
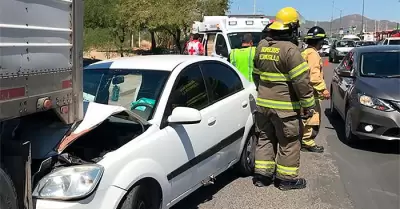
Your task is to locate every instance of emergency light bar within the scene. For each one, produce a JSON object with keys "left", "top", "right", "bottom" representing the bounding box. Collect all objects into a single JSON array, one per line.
[{"left": 246, "top": 20, "right": 254, "bottom": 25}]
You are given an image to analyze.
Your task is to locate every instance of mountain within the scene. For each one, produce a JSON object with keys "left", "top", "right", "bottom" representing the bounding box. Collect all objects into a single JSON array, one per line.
[{"left": 266, "top": 14, "right": 399, "bottom": 34}]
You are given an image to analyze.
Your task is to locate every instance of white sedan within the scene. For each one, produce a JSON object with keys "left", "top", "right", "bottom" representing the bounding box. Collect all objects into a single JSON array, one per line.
[{"left": 33, "top": 55, "right": 258, "bottom": 209}]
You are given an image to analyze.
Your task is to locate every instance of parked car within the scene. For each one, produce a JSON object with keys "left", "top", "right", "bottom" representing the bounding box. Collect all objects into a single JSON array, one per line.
[
  {"left": 382, "top": 37, "right": 400, "bottom": 45},
  {"left": 33, "top": 55, "right": 258, "bottom": 209},
  {"left": 83, "top": 58, "right": 102, "bottom": 67},
  {"left": 329, "top": 45, "right": 400, "bottom": 144},
  {"left": 355, "top": 41, "right": 376, "bottom": 47},
  {"left": 318, "top": 39, "right": 331, "bottom": 56},
  {"left": 329, "top": 40, "right": 356, "bottom": 63}
]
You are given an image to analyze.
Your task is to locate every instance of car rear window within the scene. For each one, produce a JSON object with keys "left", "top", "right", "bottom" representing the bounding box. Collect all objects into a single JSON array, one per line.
[{"left": 361, "top": 52, "right": 400, "bottom": 76}]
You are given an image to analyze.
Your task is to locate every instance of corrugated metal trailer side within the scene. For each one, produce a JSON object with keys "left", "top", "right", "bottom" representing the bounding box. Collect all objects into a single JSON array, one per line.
[{"left": 0, "top": 0, "right": 83, "bottom": 124}]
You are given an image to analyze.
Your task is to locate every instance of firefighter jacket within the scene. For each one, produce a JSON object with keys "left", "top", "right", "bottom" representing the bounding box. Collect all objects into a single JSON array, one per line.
[
  {"left": 301, "top": 47, "right": 327, "bottom": 99},
  {"left": 229, "top": 46, "right": 256, "bottom": 82},
  {"left": 253, "top": 38, "right": 315, "bottom": 117}
]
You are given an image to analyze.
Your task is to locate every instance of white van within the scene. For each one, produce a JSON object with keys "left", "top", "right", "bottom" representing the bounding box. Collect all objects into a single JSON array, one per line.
[
  {"left": 192, "top": 15, "right": 270, "bottom": 60},
  {"left": 342, "top": 34, "right": 361, "bottom": 41}
]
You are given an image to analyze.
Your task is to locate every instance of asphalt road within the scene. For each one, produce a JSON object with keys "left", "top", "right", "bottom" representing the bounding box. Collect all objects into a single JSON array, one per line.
[{"left": 172, "top": 59, "right": 400, "bottom": 209}]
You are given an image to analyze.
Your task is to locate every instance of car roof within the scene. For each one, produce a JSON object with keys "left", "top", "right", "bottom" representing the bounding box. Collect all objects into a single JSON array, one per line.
[
  {"left": 84, "top": 55, "right": 223, "bottom": 71},
  {"left": 353, "top": 45, "right": 400, "bottom": 53}
]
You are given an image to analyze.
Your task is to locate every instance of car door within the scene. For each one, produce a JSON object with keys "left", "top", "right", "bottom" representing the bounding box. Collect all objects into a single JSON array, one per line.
[
  {"left": 334, "top": 52, "right": 355, "bottom": 116},
  {"left": 199, "top": 61, "right": 248, "bottom": 169},
  {"left": 213, "top": 33, "right": 229, "bottom": 59},
  {"left": 162, "top": 63, "right": 220, "bottom": 199}
]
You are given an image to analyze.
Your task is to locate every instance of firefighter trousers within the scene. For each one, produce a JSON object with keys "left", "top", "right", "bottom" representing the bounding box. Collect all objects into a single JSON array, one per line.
[
  {"left": 254, "top": 106, "right": 303, "bottom": 180},
  {"left": 302, "top": 100, "right": 321, "bottom": 147}
]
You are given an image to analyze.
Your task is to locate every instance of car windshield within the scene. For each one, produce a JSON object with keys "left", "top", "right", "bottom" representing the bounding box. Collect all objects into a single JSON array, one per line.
[
  {"left": 83, "top": 69, "right": 170, "bottom": 120},
  {"left": 360, "top": 52, "right": 400, "bottom": 77},
  {"left": 323, "top": 40, "right": 329, "bottom": 45},
  {"left": 337, "top": 41, "right": 355, "bottom": 47},
  {"left": 389, "top": 40, "right": 400, "bottom": 45},
  {"left": 228, "top": 32, "right": 263, "bottom": 49}
]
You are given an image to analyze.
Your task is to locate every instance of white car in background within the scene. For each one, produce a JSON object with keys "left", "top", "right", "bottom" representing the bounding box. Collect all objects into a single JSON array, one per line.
[
  {"left": 33, "top": 55, "right": 258, "bottom": 209},
  {"left": 329, "top": 40, "right": 356, "bottom": 63},
  {"left": 382, "top": 37, "right": 400, "bottom": 45},
  {"left": 319, "top": 39, "right": 331, "bottom": 56}
]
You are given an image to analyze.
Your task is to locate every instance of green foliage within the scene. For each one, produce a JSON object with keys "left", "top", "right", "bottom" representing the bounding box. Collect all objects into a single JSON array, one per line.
[{"left": 83, "top": 0, "right": 230, "bottom": 54}]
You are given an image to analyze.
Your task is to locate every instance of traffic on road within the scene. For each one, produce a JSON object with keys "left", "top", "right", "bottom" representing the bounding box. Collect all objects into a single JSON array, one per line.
[{"left": 1, "top": 1, "right": 399, "bottom": 209}]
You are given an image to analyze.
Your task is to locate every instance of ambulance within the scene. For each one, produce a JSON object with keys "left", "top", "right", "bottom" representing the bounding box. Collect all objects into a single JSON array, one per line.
[{"left": 192, "top": 15, "right": 270, "bottom": 59}]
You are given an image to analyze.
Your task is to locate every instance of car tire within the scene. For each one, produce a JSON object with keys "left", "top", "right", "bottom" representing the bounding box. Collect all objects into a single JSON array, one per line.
[
  {"left": 344, "top": 108, "right": 358, "bottom": 145},
  {"left": 0, "top": 167, "right": 18, "bottom": 209},
  {"left": 329, "top": 89, "right": 340, "bottom": 119},
  {"left": 328, "top": 54, "right": 333, "bottom": 62},
  {"left": 235, "top": 130, "right": 257, "bottom": 177},
  {"left": 119, "top": 182, "right": 161, "bottom": 209}
]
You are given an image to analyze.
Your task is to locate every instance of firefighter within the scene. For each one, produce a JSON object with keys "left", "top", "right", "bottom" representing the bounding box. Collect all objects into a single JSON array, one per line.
[
  {"left": 227, "top": 33, "right": 256, "bottom": 82},
  {"left": 301, "top": 26, "right": 330, "bottom": 153},
  {"left": 252, "top": 7, "right": 316, "bottom": 190}
]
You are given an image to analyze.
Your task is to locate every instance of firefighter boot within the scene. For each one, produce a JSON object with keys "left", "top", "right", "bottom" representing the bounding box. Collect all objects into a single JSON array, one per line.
[
  {"left": 252, "top": 174, "right": 274, "bottom": 187},
  {"left": 301, "top": 144, "right": 325, "bottom": 153},
  {"left": 276, "top": 178, "right": 307, "bottom": 191}
]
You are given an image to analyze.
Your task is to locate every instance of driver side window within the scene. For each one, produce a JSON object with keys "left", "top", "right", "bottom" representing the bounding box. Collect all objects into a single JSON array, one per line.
[
  {"left": 167, "top": 64, "right": 209, "bottom": 113},
  {"left": 215, "top": 34, "right": 228, "bottom": 57}
]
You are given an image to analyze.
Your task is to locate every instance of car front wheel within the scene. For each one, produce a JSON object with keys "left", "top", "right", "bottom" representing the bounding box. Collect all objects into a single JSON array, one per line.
[
  {"left": 236, "top": 130, "right": 257, "bottom": 176},
  {"left": 119, "top": 181, "right": 161, "bottom": 209},
  {"left": 345, "top": 108, "right": 358, "bottom": 144}
]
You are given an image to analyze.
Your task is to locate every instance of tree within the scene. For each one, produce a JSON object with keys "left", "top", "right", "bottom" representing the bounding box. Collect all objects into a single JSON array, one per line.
[{"left": 84, "top": 0, "right": 129, "bottom": 56}]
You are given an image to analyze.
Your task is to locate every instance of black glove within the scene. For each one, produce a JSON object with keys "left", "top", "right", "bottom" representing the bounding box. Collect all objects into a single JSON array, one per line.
[{"left": 301, "top": 107, "right": 315, "bottom": 119}]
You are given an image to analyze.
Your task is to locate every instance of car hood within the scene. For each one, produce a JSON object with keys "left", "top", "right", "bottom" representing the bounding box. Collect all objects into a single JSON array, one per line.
[
  {"left": 356, "top": 77, "right": 400, "bottom": 101},
  {"left": 29, "top": 102, "right": 148, "bottom": 159},
  {"left": 336, "top": 47, "right": 354, "bottom": 52}
]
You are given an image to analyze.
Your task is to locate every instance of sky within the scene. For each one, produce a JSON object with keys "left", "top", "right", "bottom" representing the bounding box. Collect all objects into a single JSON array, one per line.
[{"left": 229, "top": 0, "right": 400, "bottom": 22}]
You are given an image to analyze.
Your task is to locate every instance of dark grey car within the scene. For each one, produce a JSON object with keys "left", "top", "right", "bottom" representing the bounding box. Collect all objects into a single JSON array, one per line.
[{"left": 330, "top": 45, "right": 400, "bottom": 144}]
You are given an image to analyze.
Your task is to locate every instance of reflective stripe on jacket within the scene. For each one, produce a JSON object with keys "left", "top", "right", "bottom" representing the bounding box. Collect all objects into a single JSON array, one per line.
[
  {"left": 253, "top": 38, "right": 315, "bottom": 112},
  {"left": 230, "top": 47, "right": 256, "bottom": 82}
]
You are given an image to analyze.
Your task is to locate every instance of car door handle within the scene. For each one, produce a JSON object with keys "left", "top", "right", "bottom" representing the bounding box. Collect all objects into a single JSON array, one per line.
[
  {"left": 242, "top": 101, "right": 248, "bottom": 108},
  {"left": 207, "top": 117, "right": 216, "bottom": 126}
]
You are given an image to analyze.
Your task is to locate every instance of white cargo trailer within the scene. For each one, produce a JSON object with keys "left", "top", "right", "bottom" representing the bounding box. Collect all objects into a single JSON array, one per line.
[
  {"left": 0, "top": 1, "right": 84, "bottom": 209},
  {"left": 0, "top": 0, "right": 83, "bottom": 124}
]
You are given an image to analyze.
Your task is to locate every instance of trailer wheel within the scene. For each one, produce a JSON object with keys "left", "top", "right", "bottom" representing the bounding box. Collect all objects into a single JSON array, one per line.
[{"left": 0, "top": 168, "right": 18, "bottom": 209}]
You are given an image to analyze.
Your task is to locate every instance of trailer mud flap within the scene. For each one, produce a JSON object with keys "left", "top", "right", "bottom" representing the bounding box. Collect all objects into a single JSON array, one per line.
[{"left": 3, "top": 141, "right": 33, "bottom": 209}]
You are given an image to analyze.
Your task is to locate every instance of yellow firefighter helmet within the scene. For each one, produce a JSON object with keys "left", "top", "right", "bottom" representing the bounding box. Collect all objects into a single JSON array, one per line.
[{"left": 268, "top": 7, "right": 305, "bottom": 30}]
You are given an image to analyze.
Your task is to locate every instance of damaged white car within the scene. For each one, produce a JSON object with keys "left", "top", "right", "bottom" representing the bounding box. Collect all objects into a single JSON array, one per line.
[{"left": 30, "top": 55, "right": 257, "bottom": 209}]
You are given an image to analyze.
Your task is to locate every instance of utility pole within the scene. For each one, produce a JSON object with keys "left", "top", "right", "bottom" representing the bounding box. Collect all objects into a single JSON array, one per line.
[
  {"left": 253, "top": 0, "right": 256, "bottom": 15},
  {"left": 361, "top": 0, "right": 365, "bottom": 34},
  {"left": 339, "top": 9, "right": 343, "bottom": 30},
  {"left": 330, "top": 0, "right": 334, "bottom": 37}
]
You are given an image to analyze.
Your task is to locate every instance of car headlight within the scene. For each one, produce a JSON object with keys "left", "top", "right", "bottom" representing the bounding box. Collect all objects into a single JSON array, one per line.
[
  {"left": 358, "top": 94, "right": 393, "bottom": 111},
  {"left": 32, "top": 165, "right": 103, "bottom": 200}
]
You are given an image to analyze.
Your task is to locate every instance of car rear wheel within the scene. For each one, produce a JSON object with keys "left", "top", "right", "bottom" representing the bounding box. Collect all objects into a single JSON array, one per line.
[
  {"left": 0, "top": 167, "right": 18, "bottom": 209},
  {"left": 236, "top": 130, "right": 257, "bottom": 176},
  {"left": 345, "top": 108, "right": 358, "bottom": 144}
]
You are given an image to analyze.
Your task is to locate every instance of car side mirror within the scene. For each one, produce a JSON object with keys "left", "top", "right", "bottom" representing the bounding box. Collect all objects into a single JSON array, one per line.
[
  {"left": 112, "top": 75, "right": 124, "bottom": 85},
  {"left": 337, "top": 70, "right": 355, "bottom": 77},
  {"left": 167, "top": 107, "right": 201, "bottom": 124}
]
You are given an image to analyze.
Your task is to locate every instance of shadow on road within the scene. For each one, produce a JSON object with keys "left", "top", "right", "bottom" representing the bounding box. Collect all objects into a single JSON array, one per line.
[
  {"left": 171, "top": 170, "right": 239, "bottom": 209},
  {"left": 324, "top": 109, "right": 400, "bottom": 154}
]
